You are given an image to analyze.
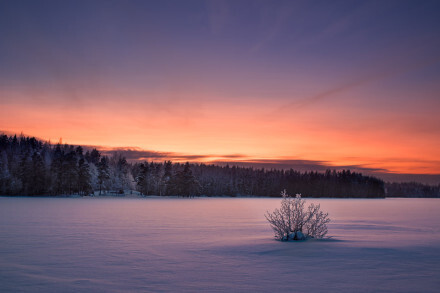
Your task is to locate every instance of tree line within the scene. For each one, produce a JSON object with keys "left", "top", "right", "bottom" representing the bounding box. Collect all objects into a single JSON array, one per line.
[
  {"left": 385, "top": 182, "right": 440, "bottom": 198},
  {"left": 0, "top": 134, "right": 421, "bottom": 198}
]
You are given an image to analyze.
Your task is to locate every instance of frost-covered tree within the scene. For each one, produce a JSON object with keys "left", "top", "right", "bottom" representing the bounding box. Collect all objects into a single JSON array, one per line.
[
  {"left": 265, "top": 190, "right": 330, "bottom": 241},
  {"left": 116, "top": 155, "right": 131, "bottom": 192},
  {"left": 304, "top": 203, "right": 330, "bottom": 239},
  {"left": 0, "top": 134, "right": 389, "bottom": 197},
  {"left": 89, "top": 162, "right": 99, "bottom": 191}
]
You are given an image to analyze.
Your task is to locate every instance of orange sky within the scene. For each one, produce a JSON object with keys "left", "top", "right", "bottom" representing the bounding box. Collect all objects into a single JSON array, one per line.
[
  {"left": 1, "top": 1, "right": 440, "bottom": 179},
  {"left": 2, "top": 85, "right": 439, "bottom": 175}
]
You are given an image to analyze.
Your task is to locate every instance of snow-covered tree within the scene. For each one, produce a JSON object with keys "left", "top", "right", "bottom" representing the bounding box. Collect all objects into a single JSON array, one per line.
[
  {"left": 265, "top": 190, "right": 330, "bottom": 241},
  {"left": 0, "top": 134, "right": 388, "bottom": 197}
]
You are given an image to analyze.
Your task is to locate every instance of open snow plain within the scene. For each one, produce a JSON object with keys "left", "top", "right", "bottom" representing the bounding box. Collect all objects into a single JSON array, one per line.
[{"left": 0, "top": 197, "right": 439, "bottom": 292}]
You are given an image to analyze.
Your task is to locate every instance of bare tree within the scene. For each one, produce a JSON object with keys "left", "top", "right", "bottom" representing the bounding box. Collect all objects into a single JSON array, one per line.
[
  {"left": 304, "top": 203, "right": 330, "bottom": 239},
  {"left": 265, "top": 190, "right": 330, "bottom": 241}
]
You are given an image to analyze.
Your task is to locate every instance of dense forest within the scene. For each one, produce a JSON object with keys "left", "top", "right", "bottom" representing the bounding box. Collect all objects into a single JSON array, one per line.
[{"left": 0, "top": 134, "right": 437, "bottom": 198}]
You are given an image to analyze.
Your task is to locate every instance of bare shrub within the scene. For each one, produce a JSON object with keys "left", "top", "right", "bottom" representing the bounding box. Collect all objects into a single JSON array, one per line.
[{"left": 265, "top": 190, "right": 330, "bottom": 241}]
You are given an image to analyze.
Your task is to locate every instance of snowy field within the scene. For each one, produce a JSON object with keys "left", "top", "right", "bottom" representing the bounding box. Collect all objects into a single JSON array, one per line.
[{"left": 0, "top": 197, "right": 439, "bottom": 292}]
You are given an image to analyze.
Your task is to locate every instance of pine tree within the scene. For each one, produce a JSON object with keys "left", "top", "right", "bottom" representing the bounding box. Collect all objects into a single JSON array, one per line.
[
  {"left": 89, "top": 148, "right": 101, "bottom": 165},
  {"left": 51, "top": 144, "right": 64, "bottom": 195},
  {"left": 78, "top": 158, "right": 92, "bottom": 196},
  {"left": 19, "top": 151, "right": 33, "bottom": 195},
  {"left": 97, "top": 157, "right": 110, "bottom": 195},
  {"left": 0, "top": 150, "right": 10, "bottom": 194},
  {"left": 116, "top": 155, "right": 130, "bottom": 193},
  {"left": 161, "top": 161, "right": 172, "bottom": 196},
  {"left": 31, "top": 152, "right": 47, "bottom": 195},
  {"left": 172, "top": 162, "right": 200, "bottom": 197},
  {"left": 63, "top": 150, "right": 78, "bottom": 194},
  {"left": 136, "top": 163, "right": 150, "bottom": 195}
]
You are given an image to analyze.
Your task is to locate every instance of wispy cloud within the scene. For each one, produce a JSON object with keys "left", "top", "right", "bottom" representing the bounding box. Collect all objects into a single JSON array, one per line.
[
  {"left": 86, "top": 145, "right": 392, "bottom": 175},
  {"left": 211, "top": 158, "right": 388, "bottom": 173},
  {"left": 97, "top": 146, "right": 248, "bottom": 162},
  {"left": 250, "top": 2, "right": 296, "bottom": 53},
  {"left": 271, "top": 51, "right": 440, "bottom": 114},
  {"left": 3, "top": 131, "right": 439, "bottom": 184}
]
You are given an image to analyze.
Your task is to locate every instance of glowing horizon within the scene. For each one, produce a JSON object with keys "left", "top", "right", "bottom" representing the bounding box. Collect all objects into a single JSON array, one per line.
[{"left": 1, "top": 1, "right": 440, "bottom": 180}]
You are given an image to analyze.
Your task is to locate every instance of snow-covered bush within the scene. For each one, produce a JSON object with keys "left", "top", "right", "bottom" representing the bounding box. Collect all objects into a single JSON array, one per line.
[{"left": 265, "top": 190, "right": 330, "bottom": 241}]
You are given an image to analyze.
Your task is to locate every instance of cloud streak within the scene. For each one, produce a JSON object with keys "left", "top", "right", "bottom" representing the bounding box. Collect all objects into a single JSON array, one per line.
[
  {"left": 250, "top": 2, "right": 296, "bottom": 53},
  {"left": 2, "top": 130, "right": 439, "bottom": 184},
  {"left": 272, "top": 44, "right": 440, "bottom": 114},
  {"left": 97, "top": 146, "right": 249, "bottom": 162},
  {"left": 211, "top": 158, "right": 388, "bottom": 173},
  {"left": 99, "top": 147, "right": 391, "bottom": 175}
]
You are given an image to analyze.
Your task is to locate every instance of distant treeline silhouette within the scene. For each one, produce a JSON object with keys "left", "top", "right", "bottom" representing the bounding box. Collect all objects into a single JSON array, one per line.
[
  {"left": 386, "top": 182, "right": 440, "bottom": 198},
  {"left": 2, "top": 134, "right": 436, "bottom": 198}
]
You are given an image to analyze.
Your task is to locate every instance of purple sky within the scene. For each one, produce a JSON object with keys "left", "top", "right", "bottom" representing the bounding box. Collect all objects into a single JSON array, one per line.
[{"left": 1, "top": 0, "right": 440, "bottom": 183}]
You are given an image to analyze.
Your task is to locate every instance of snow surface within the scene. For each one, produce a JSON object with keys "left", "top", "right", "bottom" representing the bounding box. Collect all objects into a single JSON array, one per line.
[{"left": 0, "top": 197, "right": 439, "bottom": 292}]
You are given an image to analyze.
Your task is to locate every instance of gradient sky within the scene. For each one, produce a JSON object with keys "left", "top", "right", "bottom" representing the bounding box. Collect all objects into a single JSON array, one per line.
[{"left": 1, "top": 0, "right": 440, "bottom": 181}]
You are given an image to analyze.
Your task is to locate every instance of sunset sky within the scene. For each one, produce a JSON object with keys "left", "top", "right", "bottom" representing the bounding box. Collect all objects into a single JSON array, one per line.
[{"left": 1, "top": 0, "right": 440, "bottom": 182}]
